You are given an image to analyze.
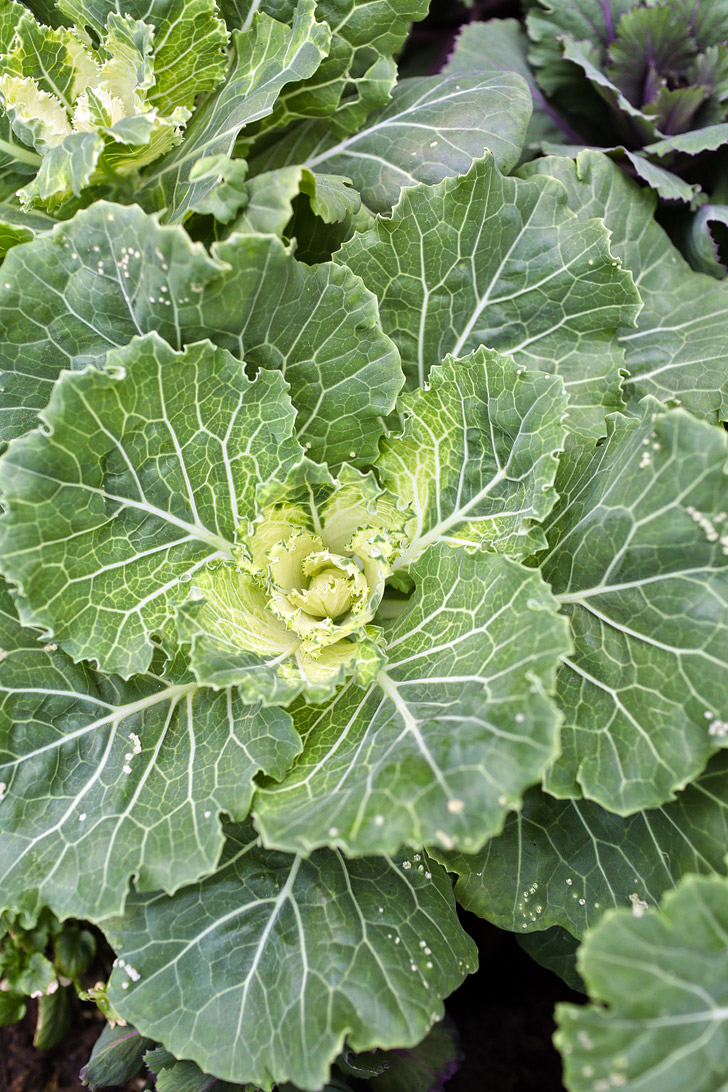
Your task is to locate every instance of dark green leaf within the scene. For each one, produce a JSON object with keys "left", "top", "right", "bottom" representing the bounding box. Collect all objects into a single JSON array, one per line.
[
  {"left": 80, "top": 1022, "right": 155, "bottom": 1090},
  {"left": 105, "top": 823, "right": 477, "bottom": 1091}
]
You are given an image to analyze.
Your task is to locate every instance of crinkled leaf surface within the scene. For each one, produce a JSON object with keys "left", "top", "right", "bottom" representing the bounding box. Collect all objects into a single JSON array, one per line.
[
  {"left": 0, "top": 5, "right": 228, "bottom": 210},
  {"left": 139, "top": 1, "right": 329, "bottom": 222},
  {"left": 57, "top": 0, "right": 229, "bottom": 115},
  {"left": 229, "top": 0, "right": 430, "bottom": 137},
  {"left": 219, "top": 161, "right": 360, "bottom": 229},
  {"left": 557, "top": 33, "right": 657, "bottom": 135},
  {"left": 0, "top": 14, "right": 88, "bottom": 118},
  {"left": 0, "top": 4, "right": 55, "bottom": 182},
  {"left": 0, "top": 334, "right": 302, "bottom": 677},
  {"left": 555, "top": 875, "right": 728, "bottom": 1092},
  {"left": 0, "top": 0, "right": 28, "bottom": 47},
  {"left": 542, "top": 402, "right": 728, "bottom": 814},
  {"left": 229, "top": 164, "right": 303, "bottom": 235},
  {"left": 0, "top": 580, "right": 299, "bottom": 921},
  {"left": 254, "top": 545, "right": 569, "bottom": 857},
  {"left": 250, "top": 73, "right": 532, "bottom": 214},
  {"left": 377, "top": 348, "right": 567, "bottom": 562},
  {"left": 526, "top": 1, "right": 638, "bottom": 97},
  {"left": 105, "top": 821, "right": 477, "bottom": 1091},
  {"left": 606, "top": 3, "right": 697, "bottom": 106},
  {"left": 522, "top": 151, "right": 728, "bottom": 424},
  {"left": 439, "top": 751, "right": 728, "bottom": 939},
  {"left": 21, "top": 131, "right": 104, "bottom": 209},
  {"left": 338, "top": 155, "right": 640, "bottom": 438},
  {"left": 0, "top": 201, "right": 401, "bottom": 466}
]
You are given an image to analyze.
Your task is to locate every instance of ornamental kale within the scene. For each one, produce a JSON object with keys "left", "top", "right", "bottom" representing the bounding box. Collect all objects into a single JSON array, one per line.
[
  {"left": 451, "top": 1, "right": 728, "bottom": 275},
  {"left": 0, "top": 3, "right": 726, "bottom": 1092}
]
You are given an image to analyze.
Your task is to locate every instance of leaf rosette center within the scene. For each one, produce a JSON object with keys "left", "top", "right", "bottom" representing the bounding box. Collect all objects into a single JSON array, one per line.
[
  {"left": 178, "top": 467, "right": 409, "bottom": 705},
  {"left": 248, "top": 515, "right": 386, "bottom": 652}
]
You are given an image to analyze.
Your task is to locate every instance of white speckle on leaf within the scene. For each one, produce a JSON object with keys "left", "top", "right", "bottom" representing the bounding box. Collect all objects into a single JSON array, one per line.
[
  {"left": 629, "top": 892, "right": 648, "bottom": 917},
  {"left": 447, "top": 798, "right": 465, "bottom": 813}
]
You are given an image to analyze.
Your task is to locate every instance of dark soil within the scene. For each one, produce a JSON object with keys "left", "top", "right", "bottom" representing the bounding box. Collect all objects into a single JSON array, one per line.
[
  {"left": 1, "top": 914, "right": 578, "bottom": 1092},
  {"left": 446, "top": 911, "right": 582, "bottom": 1092},
  {"left": 0, "top": 1004, "right": 143, "bottom": 1092}
]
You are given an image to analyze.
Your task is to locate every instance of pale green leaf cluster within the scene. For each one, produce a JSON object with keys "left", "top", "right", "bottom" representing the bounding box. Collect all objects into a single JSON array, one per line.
[{"left": 0, "top": 1, "right": 228, "bottom": 208}]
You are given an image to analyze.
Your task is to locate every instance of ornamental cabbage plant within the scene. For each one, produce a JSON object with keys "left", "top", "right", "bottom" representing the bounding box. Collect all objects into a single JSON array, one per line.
[
  {"left": 450, "top": 0, "right": 728, "bottom": 276},
  {"left": 0, "top": 3, "right": 726, "bottom": 1092}
]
